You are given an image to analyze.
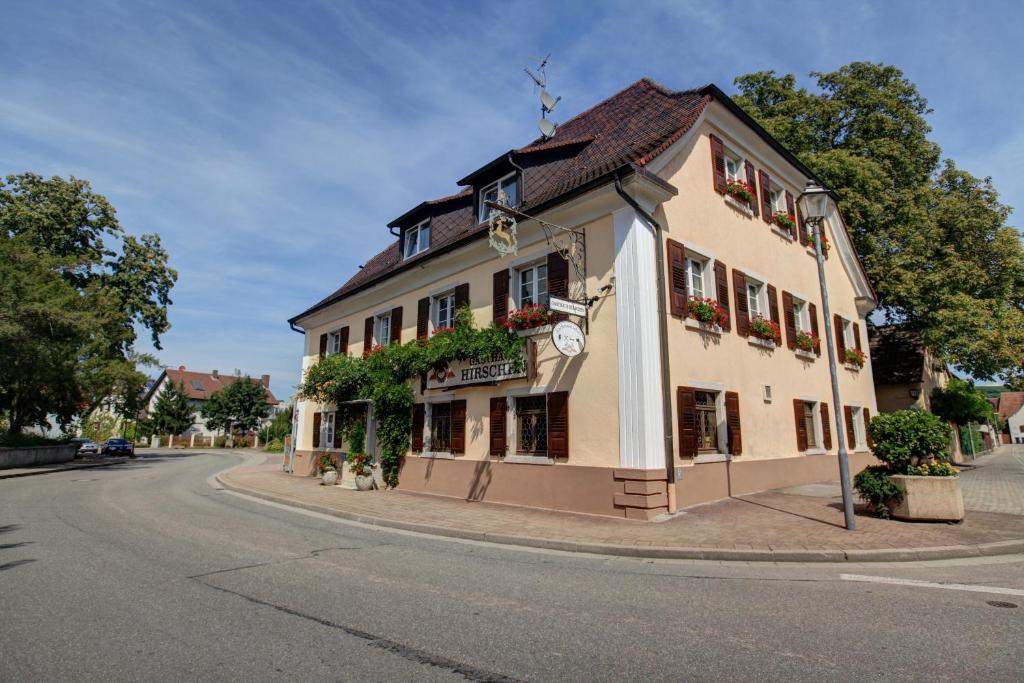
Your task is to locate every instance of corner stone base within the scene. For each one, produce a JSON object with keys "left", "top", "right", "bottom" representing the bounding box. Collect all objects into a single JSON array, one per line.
[
  {"left": 613, "top": 468, "right": 668, "bottom": 519},
  {"left": 890, "top": 474, "right": 965, "bottom": 522}
]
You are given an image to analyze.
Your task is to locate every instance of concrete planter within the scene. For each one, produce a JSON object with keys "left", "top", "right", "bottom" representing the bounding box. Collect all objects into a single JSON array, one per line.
[
  {"left": 321, "top": 469, "right": 339, "bottom": 486},
  {"left": 890, "top": 474, "right": 964, "bottom": 522},
  {"left": 0, "top": 443, "right": 78, "bottom": 470}
]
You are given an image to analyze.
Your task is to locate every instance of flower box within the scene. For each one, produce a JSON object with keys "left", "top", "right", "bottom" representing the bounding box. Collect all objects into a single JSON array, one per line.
[
  {"left": 889, "top": 474, "right": 964, "bottom": 522},
  {"left": 725, "top": 180, "right": 755, "bottom": 205},
  {"left": 772, "top": 211, "right": 796, "bottom": 234},
  {"left": 503, "top": 304, "right": 549, "bottom": 331},
  {"left": 687, "top": 296, "right": 728, "bottom": 328},
  {"left": 748, "top": 315, "right": 780, "bottom": 343},
  {"left": 844, "top": 347, "right": 866, "bottom": 368},
  {"left": 795, "top": 330, "right": 819, "bottom": 354}
]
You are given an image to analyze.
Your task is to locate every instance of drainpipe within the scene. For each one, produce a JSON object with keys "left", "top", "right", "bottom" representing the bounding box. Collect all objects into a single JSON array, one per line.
[
  {"left": 507, "top": 152, "right": 527, "bottom": 205},
  {"left": 614, "top": 176, "right": 678, "bottom": 513}
]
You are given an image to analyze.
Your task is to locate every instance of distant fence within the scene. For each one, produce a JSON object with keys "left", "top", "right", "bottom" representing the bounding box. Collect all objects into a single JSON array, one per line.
[{"left": 151, "top": 434, "right": 259, "bottom": 449}]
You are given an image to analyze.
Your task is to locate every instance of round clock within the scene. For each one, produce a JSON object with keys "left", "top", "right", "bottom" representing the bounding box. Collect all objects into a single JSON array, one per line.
[{"left": 551, "top": 320, "right": 586, "bottom": 357}]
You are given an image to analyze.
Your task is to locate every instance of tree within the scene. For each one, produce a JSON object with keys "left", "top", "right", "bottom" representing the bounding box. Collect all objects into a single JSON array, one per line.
[
  {"left": 0, "top": 173, "right": 176, "bottom": 433},
  {"left": 930, "top": 378, "right": 995, "bottom": 427},
  {"left": 200, "top": 377, "right": 270, "bottom": 436},
  {"left": 732, "top": 63, "right": 1024, "bottom": 381},
  {"left": 150, "top": 381, "right": 193, "bottom": 435}
]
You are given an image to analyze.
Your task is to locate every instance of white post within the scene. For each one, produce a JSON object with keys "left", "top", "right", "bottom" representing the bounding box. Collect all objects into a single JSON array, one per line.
[{"left": 190, "top": 434, "right": 196, "bottom": 448}]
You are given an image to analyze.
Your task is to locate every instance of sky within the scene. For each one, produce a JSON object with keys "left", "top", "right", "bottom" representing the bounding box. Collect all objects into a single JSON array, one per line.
[{"left": 2, "top": 0, "right": 1022, "bottom": 399}]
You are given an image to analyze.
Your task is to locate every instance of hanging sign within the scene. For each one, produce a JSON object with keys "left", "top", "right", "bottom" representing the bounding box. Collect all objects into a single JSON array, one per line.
[
  {"left": 487, "top": 190, "right": 518, "bottom": 257},
  {"left": 551, "top": 320, "right": 586, "bottom": 357},
  {"left": 549, "top": 296, "right": 587, "bottom": 317},
  {"left": 426, "top": 354, "right": 527, "bottom": 390}
]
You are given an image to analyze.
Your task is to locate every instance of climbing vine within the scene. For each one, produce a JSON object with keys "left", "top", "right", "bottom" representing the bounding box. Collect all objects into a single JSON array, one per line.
[{"left": 298, "top": 306, "right": 524, "bottom": 487}]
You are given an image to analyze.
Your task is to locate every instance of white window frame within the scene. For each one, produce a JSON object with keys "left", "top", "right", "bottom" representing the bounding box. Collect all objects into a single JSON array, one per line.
[
  {"left": 478, "top": 172, "right": 518, "bottom": 222},
  {"left": 745, "top": 276, "right": 768, "bottom": 320},
  {"left": 321, "top": 411, "right": 336, "bottom": 450},
  {"left": 503, "top": 386, "right": 554, "bottom": 465},
  {"left": 723, "top": 147, "right": 744, "bottom": 183},
  {"left": 515, "top": 260, "right": 549, "bottom": 309},
  {"left": 769, "top": 181, "right": 786, "bottom": 214},
  {"left": 403, "top": 220, "right": 430, "bottom": 260},
  {"left": 328, "top": 330, "right": 344, "bottom": 356},
  {"left": 800, "top": 398, "right": 824, "bottom": 453},
  {"left": 792, "top": 297, "right": 811, "bottom": 333},
  {"left": 686, "top": 380, "right": 730, "bottom": 461},
  {"left": 850, "top": 405, "right": 867, "bottom": 450},
  {"left": 420, "top": 399, "right": 455, "bottom": 458},
  {"left": 686, "top": 256, "right": 708, "bottom": 300},
  {"left": 842, "top": 318, "right": 855, "bottom": 349},
  {"left": 432, "top": 291, "right": 456, "bottom": 331},
  {"left": 375, "top": 312, "right": 392, "bottom": 346}
]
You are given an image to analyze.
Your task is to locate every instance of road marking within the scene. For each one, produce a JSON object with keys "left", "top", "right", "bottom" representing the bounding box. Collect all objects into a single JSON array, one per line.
[{"left": 841, "top": 573, "right": 1024, "bottom": 596}]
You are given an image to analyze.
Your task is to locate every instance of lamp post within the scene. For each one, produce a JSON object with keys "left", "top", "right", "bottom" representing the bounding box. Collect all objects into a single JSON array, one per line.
[{"left": 798, "top": 181, "right": 856, "bottom": 531}]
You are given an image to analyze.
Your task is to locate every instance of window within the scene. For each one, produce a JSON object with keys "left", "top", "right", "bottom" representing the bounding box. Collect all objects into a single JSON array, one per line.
[
  {"left": 746, "top": 278, "right": 766, "bottom": 318},
  {"left": 793, "top": 297, "right": 811, "bottom": 333},
  {"left": 686, "top": 256, "right": 707, "bottom": 299},
  {"left": 429, "top": 403, "right": 451, "bottom": 452},
  {"left": 769, "top": 183, "right": 786, "bottom": 214},
  {"left": 403, "top": 221, "right": 430, "bottom": 259},
  {"left": 804, "top": 402, "right": 820, "bottom": 449},
  {"left": 322, "top": 412, "right": 336, "bottom": 449},
  {"left": 842, "top": 319, "right": 855, "bottom": 349},
  {"left": 724, "top": 150, "right": 743, "bottom": 182},
  {"left": 433, "top": 292, "right": 455, "bottom": 330},
  {"left": 517, "top": 263, "right": 548, "bottom": 308},
  {"left": 479, "top": 173, "right": 518, "bottom": 221},
  {"left": 515, "top": 395, "right": 548, "bottom": 455},
  {"left": 375, "top": 313, "right": 392, "bottom": 346},
  {"left": 191, "top": 380, "right": 204, "bottom": 392},
  {"left": 328, "top": 330, "right": 343, "bottom": 355},
  {"left": 851, "top": 406, "right": 866, "bottom": 448},
  {"left": 695, "top": 391, "right": 719, "bottom": 453}
]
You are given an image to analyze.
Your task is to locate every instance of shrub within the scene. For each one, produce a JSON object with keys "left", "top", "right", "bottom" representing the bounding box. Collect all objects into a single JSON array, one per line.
[
  {"left": 868, "top": 409, "right": 951, "bottom": 471},
  {"left": 214, "top": 435, "right": 228, "bottom": 448},
  {"left": 854, "top": 466, "right": 904, "bottom": 519},
  {"left": 263, "top": 438, "right": 284, "bottom": 453}
]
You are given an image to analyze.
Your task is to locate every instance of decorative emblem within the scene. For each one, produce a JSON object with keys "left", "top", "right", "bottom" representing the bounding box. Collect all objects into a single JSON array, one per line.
[
  {"left": 428, "top": 365, "right": 456, "bottom": 385},
  {"left": 488, "top": 190, "right": 518, "bottom": 257},
  {"left": 551, "top": 320, "right": 585, "bottom": 358}
]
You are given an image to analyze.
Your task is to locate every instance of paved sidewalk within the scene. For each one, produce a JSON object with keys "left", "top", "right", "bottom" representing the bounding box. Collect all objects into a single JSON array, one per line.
[
  {"left": 218, "top": 457, "right": 1024, "bottom": 562},
  {"left": 0, "top": 456, "right": 128, "bottom": 479},
  {"left": 959, "top": 445, "right": 1024, "bottom": 515}
]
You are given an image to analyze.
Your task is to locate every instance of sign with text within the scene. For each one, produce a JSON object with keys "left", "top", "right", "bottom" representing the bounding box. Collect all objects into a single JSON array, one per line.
[
  {"left": 549, "top": 296, "right": 587, "bottom": 317},
  {"left": 425, "top": 354, "right": 527, "bottom": 390}
]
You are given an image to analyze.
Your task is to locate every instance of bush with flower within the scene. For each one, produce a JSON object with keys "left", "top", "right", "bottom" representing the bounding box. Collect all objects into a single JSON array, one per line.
[
  {"left": 749, "top": 315, "right": 780, "bottom": 342},
  {"left": 844, "top": 347, "right": 866, "bottom": 367},
  {"left": 795, "top": 330, "right": 819, "bottom": 353},
  {"left": 772, "top": 211, "right": 796, "bottom": 233},
  {"left": 503, "top": 304, "right": 549, "bottom": 331},
  {"left": 687, "top": 296, "right": 728, "bottom": 327},
  {"left": 725, "top": 179, "right": 755, "bottom": 204}
]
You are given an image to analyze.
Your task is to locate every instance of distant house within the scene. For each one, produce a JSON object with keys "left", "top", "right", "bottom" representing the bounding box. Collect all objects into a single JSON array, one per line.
[
  {"left": 142, "top": 366, "right": 280, "bottom": 437},
  {"left": 993, "top": 392, "right": 1024, "bottom": 444},
  {"left": 869, "top": 324, "right": 951, "bottom": 413}
]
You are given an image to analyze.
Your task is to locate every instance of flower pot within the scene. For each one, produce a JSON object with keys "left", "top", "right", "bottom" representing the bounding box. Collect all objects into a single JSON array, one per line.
[
  {"left": 355, "top": 474, "right": 375, "bottom": 491},
  {"left": 889, "top": 474, "right": 964, "bottom": 522},
  {"left": 321, "top": 469, "right": 339, "bottom": 486}
]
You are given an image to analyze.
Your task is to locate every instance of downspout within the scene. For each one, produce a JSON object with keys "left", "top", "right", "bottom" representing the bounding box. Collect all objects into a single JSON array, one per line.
[
  {"left": 289, "top": 321, "right": 304, "bottom": 335},
  {"left": 614, "top": 176, "right": 678, "bottom": 513},
  {"left": 508, "top": 152, "right": 526, "bottom": 203}
]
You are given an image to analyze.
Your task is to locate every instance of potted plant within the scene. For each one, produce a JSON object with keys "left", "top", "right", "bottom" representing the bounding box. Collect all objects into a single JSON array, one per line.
[
  {"left": 687, "top": 296, "right": 728, "bottom": 328},
  {"left": 844, "top": 347, "right": 866, "bottom": 368},
  {"left": 503, "top": 304, "right": 550, "bottom": 332},
  {"left": 772, "top": 211, "right": 796, "bottom": 234},
  {"left": 319, "top": 453, "right": 339, "bottom": 486},
  {"left": 748, "top": 315, "right": 780, "bottom": 344},
  {"left": 853, "top": 410, "right": 962, "bottom": 521},
  {"left": 725, "top": 179, "right": 755, "bottom": 205},
  {"left": 346, "top": 424, "right": 376, "bottom": 491},
  {"left": 794, "top": 330, "right": 819, "bottom": 354}
]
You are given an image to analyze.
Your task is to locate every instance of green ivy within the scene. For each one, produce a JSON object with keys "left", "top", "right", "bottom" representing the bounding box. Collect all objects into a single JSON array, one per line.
[{"left": 299, "top": 306, "right": 524, "bottom": 488}]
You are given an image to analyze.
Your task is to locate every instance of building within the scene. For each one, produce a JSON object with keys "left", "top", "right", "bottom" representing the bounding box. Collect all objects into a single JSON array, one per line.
[
  {"left": 288, "top": 78, "right": 879, "bottom": 519},
  {"left": 994, "top": 392, "right": 1024, "bottom": 444},
  {"left": 869, "top": 324, "right": 951, "bottom": 413},
  {"left": 142, "top": 367, "right": 279, "bottom": 437}
]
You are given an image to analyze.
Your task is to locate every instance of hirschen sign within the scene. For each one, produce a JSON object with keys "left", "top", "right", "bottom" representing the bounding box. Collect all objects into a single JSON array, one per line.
[{"left": 426, "top": 354, "right": 526, "bottom": 390}]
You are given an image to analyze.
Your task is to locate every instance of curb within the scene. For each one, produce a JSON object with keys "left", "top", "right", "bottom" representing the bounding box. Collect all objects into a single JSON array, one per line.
[
  {"left": 0, "top": 458, "right": 127, "bottom": 480},
  {"left": 215, "top": 473, "right": 1024, "bottom": 563}
]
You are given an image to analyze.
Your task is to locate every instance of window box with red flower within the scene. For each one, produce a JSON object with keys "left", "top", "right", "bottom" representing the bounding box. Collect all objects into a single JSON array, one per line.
[
  {"left": 725, "top": 179, "right": 755, "bottom": 205},
  {"left": 772, "top": 211, "right": 796, "bottom": 234},
  {"left": 795, "top": 330, "right": 819, "bottom": 353},
  {"left": 844, "top": 347, "right": 866, "bottom": 369},
  {"left": 503, "top": 304, "right": 550, "bottom": 332},
  {"left": 808, "top": 232, "right": 830, "bottom": 257},
  {"left": 687, "top": 296, "right": 728, "bottom": 330},
  {"left": 748, "top": 315, "right": 780, "bottom": 347}
]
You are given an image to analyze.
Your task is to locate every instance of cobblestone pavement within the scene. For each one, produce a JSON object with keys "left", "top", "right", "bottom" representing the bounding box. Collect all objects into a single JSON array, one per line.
[
  {"left": 960, "top": 445, "right": 1024, "bottom": 515},
  {"left": 221, "top": 457, "right": 1024, "bottom": 555}
]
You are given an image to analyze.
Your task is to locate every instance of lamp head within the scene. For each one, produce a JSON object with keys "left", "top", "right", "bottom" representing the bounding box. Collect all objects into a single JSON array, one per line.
[{"left": 798, "top": 181, "right": 831, "bottom": 222}]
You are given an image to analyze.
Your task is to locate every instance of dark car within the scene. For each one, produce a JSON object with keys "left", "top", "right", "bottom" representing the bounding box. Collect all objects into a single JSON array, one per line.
[{"left": 102, "top": 438, "right": 135, "bottom": 457}]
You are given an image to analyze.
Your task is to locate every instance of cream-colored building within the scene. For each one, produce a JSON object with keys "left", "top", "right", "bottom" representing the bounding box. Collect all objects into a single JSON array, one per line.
[{"left": 289, "top": 78, "right": 879, "bottom": 519}]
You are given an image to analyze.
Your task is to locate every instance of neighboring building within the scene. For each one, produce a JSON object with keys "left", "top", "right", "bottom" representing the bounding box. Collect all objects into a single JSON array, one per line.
[
  {"left": 288, "top": 77, "right": 879, "bottom": 519},
  {"left": 142, "top": 366, "right": 279, "bottom": 437},
  {"left": 994, "top": 392, "right": 1024, "bottom": 444},
  {"left": 869, "top": 324, "right": 951, "bottom": 413}
]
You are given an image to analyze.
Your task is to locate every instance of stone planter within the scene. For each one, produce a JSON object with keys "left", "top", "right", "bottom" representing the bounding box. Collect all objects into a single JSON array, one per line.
[
  {"left": 355, "top": 473, "right": 375, "bottom": 491},
  {"left": 889, "top": 474, "right": 964, "bottom": 522},
  {"left": 321, "top": 469, "right": 339, "bottom": 486}
]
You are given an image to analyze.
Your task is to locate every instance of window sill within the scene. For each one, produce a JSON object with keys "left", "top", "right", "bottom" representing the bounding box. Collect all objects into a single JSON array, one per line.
[
  {"left": 844, "top": 363, "right": 863, "bottom": 372},
  {"left": 685, "top": 318, "right": 723, "bottom": 335},
  {"left": 724, "top": 195, "right": 755, "bottom": 217},
  {"left": 795, "top": 349, "right": 817, "bottom": 361},
  {"left": 804, "top": 448, "right": 827, "bottom": 456},
  {"left": 748, "top": 336, "right": 776, "bottom": 350},
  {"left": 694, "top": 452, "right": 731, "bottom": 464},
  {"left": 853, "top": 446, "right": 871, "bottom": 453},
  {"left": 515, "top": 325, "right": 552, "bottom": 338},
  {"left": 420, "top": 451, "right": 454, "bottom": 459},
  {"left": 771, "top": 225, "right": 795, "bottom": 241},
  {"left": 503, "top": 454, "right": 554, "bottom": 465}
]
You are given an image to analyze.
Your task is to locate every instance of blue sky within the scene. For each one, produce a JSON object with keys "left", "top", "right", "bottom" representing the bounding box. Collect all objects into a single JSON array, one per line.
[{"left": 3, "top": 1, "right": 1021, "bottom": 398}]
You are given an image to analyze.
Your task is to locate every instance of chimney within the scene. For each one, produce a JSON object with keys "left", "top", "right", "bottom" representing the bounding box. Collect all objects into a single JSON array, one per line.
[
  {"left": 261, "top": 374, "right": 270, "bottom": 388},
  {"left": 212, "top": 369, "right": 219, "bottom": 379},
  {"left": 178, "top": 365, "right": 186, "bottom": 371}
]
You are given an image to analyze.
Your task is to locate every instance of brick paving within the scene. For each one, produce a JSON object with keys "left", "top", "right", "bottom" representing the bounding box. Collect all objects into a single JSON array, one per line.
[
  {"left": 220, "top": 457, "right": 1024, "bottom": 555},
  {"left": 960, "top": 445, "right": 1024, "bottom": 516}
]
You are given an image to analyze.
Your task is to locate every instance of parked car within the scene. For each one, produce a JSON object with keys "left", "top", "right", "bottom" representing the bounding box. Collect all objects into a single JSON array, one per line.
[
  {"left": 76, "top": 440, "right": 99, "bottom": 456},
  {"left": 102, "top": 438, "right": 135, "bottom": 457}
]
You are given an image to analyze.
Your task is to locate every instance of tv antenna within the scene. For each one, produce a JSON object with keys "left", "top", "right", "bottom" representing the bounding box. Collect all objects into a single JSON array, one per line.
[{"left": 524, "top": 55, "right": 560, "bottom": 140}]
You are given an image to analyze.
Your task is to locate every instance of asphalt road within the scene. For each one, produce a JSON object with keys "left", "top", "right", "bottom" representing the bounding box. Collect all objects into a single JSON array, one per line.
[{"left": 2, "top": 451, "right": 1022, "bottom": 682}]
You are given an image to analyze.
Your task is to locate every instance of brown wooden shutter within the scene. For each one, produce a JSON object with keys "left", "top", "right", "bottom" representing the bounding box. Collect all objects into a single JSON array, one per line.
[
  {"left": 454, "top": 283, "right": 470, "bottom": 312},
  {"left": 782, "top": 291, "right": 797, "bottom": 350},
  {"left": 725, "top": 391, "right": 742, "bottom": 456},
  {"left": 784, "top": 191, "right": 797, "bottom": 238},
  {"left": 677, "top": 386, "right": 698, "bottom": 458},
  {"left": 793, "top": 399, "right": 807, "bottom": 451},
  {"left": 809, "top": 303, "right": 821, "bottom": 356},
  {"left": 709, "top": 134, "right": 726, "bottom": 194},
  {"left": 744, "top": 161, "right": 759, "bottom": 216},
  {"left": 732, "top": 269, "right": 749, "bottom": 337},
  {"left": 714, "top": 260, "right": 731, "bottom": 331},
  {"left": 758, "top": 170, "right": 772, "bottom": 223},
  {"left": 333, "top": 417, "right": 343, "bottom": 448},
  {"left": 853, "top": 321, "right": 862, "bottom": 352},
  {"left": 834, "top": 314, "right": 845, "bottom": 357},
  {"left": 864, "top": 408, "right": 873, "bottom": 448},
  {"left": 363, "top": 316, "right": 374, "bottom": 357},
  {"left": 410, "top": 404, "right": 424, "bottom": 453},
  {"left": 797, "top": 204, "right": 808, "bottom": 245},
  {"left": 844, "top": 406, "right": 856, "bottom": 447},
  {"left": 821, "top": 402, "right": 832, "bottom": 450},
  {"left": 493, "top": 269, "right": 509, "bottom": 324},
  {"left": 489, "top": 397, "right": 507, "bottom": 456},
  {"left": 666, "top": 238, "right": 688, "bottom": 317},
  {"left": 547, "top": 252, "right": 569, "bottom": 322},
  {"left": 547, "top": 391, "right": 569, "bottom": 458},
  {"left": 339, "top": 326, "right": 349, "bottom": 355},
  {"left": 390, "top": 306, "right": 403, "bottom": 344},
  {"left": 318, "top": 333, "right": 328, "bottom": 359},
  {"left": 312, "top": 412, "right": 322, "bottom": 449},
  {"left": 767, "top": 284, "right": 782, "bottom": 345},
  {"left": 450, "top": 399, "right": 466, "bottom": 454},
  {"left": 417, "top": 297, "right": 430, "bottom": 341}
]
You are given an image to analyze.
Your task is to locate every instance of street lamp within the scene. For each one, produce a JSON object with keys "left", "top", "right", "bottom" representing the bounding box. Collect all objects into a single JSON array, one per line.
[{"left": 798, "top": 181, "right": 856, "bottom": 531}]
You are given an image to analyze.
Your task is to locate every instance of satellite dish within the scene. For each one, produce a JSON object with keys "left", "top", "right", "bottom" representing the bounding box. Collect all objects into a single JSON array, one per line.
[
  {"left": 540, "top": 89, "right": 559, "bottom": 112},
  {"left": 538, "top": 118, "right": 556, "bottom": 138}
]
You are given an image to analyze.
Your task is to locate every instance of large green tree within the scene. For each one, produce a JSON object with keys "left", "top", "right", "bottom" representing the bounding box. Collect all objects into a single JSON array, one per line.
[
  {"left": 149, "top": 380, "right": 193, "bottom": 435},
  {"left": 200, "top": 376, "right": 271, "bottom": 435},
  {"left": 0, "top": 173, "right": 176, "bottom": 433},
  {"left": 732, "top": 63, "right": 1024, "bottom": 381}
]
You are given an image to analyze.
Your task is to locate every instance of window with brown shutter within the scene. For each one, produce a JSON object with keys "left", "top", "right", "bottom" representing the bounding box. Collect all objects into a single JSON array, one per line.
[
  {"left": 758, "top": 169, "right": 772, "bottom": 223},
  {"left": 547, "top": 252, "right": 569, "bottom": 322},
  {"left": 416, "top": 297, "right": 430, "bottom": 341},
  {"left": 333, "top": 419, "right": 344, "bottom": 448},
  {"left": 339, "top": 327, "right": 349, "bottom": 355},
  {"left": 793, "top": 399, "right": 808, "bottom": 451},
  {"left": 547, "top": 391, "right": 569, "bottom": 458},
  {"left": 454, "top": 283, "right": 470, "bottom": 312},
  {"left": 767, "top": 284, "right": 782, "bottom": 345},
  {"left": 714, "top": 260, "right": 731, "bottom": 331},
  {"left": 410, "top": 404, "right": 424, "bottom": 453},
  {"left": 864, "top": 408, "right": 873, "bottom": 448},
  {"left": 821, "top": 402, "right": 832, "bottom": 450},
  {"left": 725, "top": 391, "right": 742, "bottom": 456},
  {"left": 312, "top": 412, "right": 322, "bottom": 449},
  {"left": 710, "top": 134, "right": 726, "bottom": 194},
  {"left": 390, "top": 307, "right": 403, "bottom": 344},
  {"left": 844, "top": 406, "right": 856, "bottom": 447},
  {"left": 363, "top": 316, "right": 374, "bottom": 357},
  {"left": 834, "top": 314, "right": 845, "bottom": 357},
  {"left": 450, "top": 399, "right": 466, "bottom": 454},
  {"left": 489, "top": 397, "right": 507, "bottom": 456},
  {"left": 732, "top": 270, "right": 749, "bottom": 337},
  {"left": 744, "top": 161, "right": 759, "bottom": 216},
  {"left": 318, "top": 333, "right": 328, "bottom": 359},
  {"left": 667, "top": 238, "right": 688, "bottom": 318},
  {"left": 677, "top": 386, "right": 698, "bottom": 458},
  {"left": 809, "top": 303, "right": 821, "bottom": 355},
  {"left": 782, "top": 291, "right": 797, "bottom": 350},
  {"left": 493, "top": 269, "right": 509, "bottom": 325}
]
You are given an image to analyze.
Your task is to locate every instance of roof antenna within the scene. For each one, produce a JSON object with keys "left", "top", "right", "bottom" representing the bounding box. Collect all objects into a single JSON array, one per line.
[{"left": 525, "top": 54, "right": 560, "bottom": 140}]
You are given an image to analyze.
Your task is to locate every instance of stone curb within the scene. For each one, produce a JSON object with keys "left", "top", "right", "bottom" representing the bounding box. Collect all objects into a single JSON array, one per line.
[
  {"left": 215, "top": 472, "right": 1024, "bottom": 564},
  {"left": 0, "top": 458, "right": 127, "bottom": 480}
]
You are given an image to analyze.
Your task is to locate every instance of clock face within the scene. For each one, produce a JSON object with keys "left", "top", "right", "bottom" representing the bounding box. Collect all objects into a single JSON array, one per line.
[{"left": 551, "top": 320, "right": 585, "bottom": 357}]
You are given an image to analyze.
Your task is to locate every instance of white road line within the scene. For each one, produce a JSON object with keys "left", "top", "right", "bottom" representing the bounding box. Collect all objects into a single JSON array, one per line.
[{"left": 841, "top": 573, "right": 1024, "bottom": 597}]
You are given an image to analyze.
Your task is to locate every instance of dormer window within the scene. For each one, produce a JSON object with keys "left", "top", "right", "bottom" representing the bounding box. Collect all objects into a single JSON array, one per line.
[
  {"left": 479, "top": 173, "right": 518, "bottom": 222},
  {"left": 403, "top": 220, "right": 430, "bottom": 259}
]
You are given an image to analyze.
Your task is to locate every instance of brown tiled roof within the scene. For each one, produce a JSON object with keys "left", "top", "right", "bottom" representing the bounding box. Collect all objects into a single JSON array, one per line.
[
  {"left": 153, "top": 368, "right": 278, "bottom": 404},
  {"left": 869, "top": 324, "right": 926, "bottom": 385},
  {"left": 294, "top": 78, "right": 710, "bottom": 321},
  {"left": 995, "top": 392, "right": 1024, "bottom": 420}
]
